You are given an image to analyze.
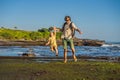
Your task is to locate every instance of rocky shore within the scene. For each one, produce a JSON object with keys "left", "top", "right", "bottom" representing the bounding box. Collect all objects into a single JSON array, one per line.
[
  {"left": 0, "top": 38, "right": 105, "bottom": 46},
  {"left": 0, "top": 55, "right": 120, "bottom": 62}
]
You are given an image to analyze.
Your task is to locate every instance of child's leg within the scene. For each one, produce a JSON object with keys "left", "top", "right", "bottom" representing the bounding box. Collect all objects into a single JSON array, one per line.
[
  {"left": 53, "top": 46, "right": 58, "bottom": 56},
  {"left": 50, "top": 46, "right": 55, "bottom": 52},
  {"left": 55, "top": 47, "right": 58, "bottom": 56}
]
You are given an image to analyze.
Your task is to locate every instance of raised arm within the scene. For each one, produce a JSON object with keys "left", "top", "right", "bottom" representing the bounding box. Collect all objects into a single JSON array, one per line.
[{"left": 53, "top": 27, "right": 56, "bottom": 36}]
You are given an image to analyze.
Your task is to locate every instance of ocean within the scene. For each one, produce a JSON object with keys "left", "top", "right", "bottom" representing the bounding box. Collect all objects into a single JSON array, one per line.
[{"left": 0, "top": 42, "right": 120, "bottom": 58}]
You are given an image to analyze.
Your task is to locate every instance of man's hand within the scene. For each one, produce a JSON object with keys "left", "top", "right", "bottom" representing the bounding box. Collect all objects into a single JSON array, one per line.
[
  {"left": 76, "top": 29, "right": 83, "bottom": 35},
  {"left": 79, "top": 31, "right": 83, "bottom": 34}
]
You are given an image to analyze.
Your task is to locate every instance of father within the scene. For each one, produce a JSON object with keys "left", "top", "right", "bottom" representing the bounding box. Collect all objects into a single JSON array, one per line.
[{"left": 61, "top": 16, "right": 82, "bottom": 63}]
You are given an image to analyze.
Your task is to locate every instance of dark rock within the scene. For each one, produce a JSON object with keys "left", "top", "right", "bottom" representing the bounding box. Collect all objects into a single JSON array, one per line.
[
  {"left": 22, "top": 53, "right": 36, "bottom": 57},
  {"left": 0, "top": 38, "right": 105, "bottom": 46}
]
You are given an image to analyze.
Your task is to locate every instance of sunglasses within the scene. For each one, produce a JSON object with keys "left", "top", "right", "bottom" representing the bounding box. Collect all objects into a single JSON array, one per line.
[{"left": 65, "top": 19, "right": 69, "bottom": 21}]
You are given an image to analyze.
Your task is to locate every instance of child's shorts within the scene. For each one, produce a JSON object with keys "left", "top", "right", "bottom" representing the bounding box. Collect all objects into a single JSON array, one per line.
[{"left": 50, "top": 45, "right": 57, "bottom": 51}]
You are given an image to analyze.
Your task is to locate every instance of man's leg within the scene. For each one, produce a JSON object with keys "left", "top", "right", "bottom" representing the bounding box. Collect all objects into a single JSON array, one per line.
[
  {"left": 64, "top": 49, "right": 67, "bottom": 63},
  {"left": 69, "top": 39, "right": 77, "bottom": 62},
  {"left": 71, "top": 48, "right": 77, "bottom": 62},
  {"left": 63, "top": 39, "right": 67, "bottom": 63}
]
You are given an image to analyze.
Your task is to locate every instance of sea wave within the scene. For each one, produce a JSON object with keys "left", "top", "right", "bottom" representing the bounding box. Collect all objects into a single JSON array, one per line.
[{"left": 102, "top": 43, "right": 120, "bottom": 47}]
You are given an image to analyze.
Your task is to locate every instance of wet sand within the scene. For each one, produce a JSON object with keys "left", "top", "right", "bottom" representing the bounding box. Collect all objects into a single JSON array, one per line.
[{"left": 0, "top": 55, "right": 120, "bottom": 62}]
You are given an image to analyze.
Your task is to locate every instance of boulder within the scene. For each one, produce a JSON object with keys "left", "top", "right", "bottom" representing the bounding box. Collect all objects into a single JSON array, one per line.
[{"left": 22, "top": 53, "right": 36, "bottom": 57}]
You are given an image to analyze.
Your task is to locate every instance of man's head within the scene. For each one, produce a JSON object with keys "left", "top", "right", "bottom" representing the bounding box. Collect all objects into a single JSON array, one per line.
[{"left": 64, "top": 16, "right": 71, "bottom": 22}]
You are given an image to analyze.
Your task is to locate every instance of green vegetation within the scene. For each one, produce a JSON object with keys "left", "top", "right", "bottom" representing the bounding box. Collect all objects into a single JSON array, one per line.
[
  {"left": 0, "top": 27, "right": 62, "bottom": 40},
  {"left": 0, "top": 59, "right": 120, "bottom": 80}
]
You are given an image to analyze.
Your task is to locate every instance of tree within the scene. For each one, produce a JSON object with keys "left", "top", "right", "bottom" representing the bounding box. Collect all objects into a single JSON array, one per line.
[
  {"left": 1, "top": 27, "right": 5, "bottom": 28},
  {"left": 0, "top": 32, "right": 13, "bottom": 39},
  {"left": 38, "top": 28, "right": 49, "bottom": 32},
  {"left": 30, "top": 32, "right": 42, "bottom": 40},
  {"left": 14, "top": 26, "right": 17, "bottom": 29},
  {"left": 56, "top": 32, "right": 62, "bottom": 39}
]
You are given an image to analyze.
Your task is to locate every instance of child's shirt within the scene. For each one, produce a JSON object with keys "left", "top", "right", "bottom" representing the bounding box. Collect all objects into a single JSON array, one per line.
[{"left": 48, "top": 35, "right": 57, "bottom": 46}]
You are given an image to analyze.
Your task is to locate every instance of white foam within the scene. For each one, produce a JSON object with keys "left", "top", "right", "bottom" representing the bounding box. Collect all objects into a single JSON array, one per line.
[{"left": 102, "top": 44, "right": 120, "bottom": 47}]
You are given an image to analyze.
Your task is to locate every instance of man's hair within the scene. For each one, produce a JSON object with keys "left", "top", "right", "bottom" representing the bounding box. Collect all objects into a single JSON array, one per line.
[{"left": 64, "top": 16, "right": 71, "bottom": 21}]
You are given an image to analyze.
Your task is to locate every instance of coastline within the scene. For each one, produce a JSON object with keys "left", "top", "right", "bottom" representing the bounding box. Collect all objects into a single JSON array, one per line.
[
  {"left": 0, "top": 38, "right": 105, "bottom": 46},
  {"left": 0, "top": 55, "right": 120, "bottom": 62}
]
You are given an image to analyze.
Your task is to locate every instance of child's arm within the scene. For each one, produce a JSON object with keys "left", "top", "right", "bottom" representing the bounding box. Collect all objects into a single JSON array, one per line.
[
  {"left": 53, "top": 27, "right": 56, "bottom": 36},
  {"left": 45, "top": 39, "right": 50, "bottom": 46}
]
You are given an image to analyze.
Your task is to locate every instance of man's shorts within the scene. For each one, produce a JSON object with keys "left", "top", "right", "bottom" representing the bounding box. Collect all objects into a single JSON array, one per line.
[{"left": 63, "top": 38, "right": 74, "bottom": 49}]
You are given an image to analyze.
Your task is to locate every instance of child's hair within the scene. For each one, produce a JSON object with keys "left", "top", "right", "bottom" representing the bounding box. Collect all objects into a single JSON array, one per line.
[{"left": 49, "top": 27, "right": 54, "bottom": 31}]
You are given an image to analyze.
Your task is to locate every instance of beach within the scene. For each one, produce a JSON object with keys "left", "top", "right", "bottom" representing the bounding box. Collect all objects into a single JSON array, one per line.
[
  {"left": 0, "top": 58, "right": 120, "bottom": 80},
  {"left": 0, "top": 0, "right": 119, "bottom": 79},
  {"left": 0, "top": 41, "right": 120, "bottom": 80}
]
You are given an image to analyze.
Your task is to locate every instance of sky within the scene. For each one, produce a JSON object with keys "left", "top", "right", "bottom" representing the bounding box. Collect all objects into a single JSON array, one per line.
[{"left": 0, "top": 0, "right": 120, "bottom": 42}]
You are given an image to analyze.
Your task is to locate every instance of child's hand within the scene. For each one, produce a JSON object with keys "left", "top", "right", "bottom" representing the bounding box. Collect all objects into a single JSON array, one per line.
[
  {"left": 53, "top": 27, "right": 56, "bottom": 30},
  {"left": 45, "top": 43, "right": 48, "bottom": 46}
]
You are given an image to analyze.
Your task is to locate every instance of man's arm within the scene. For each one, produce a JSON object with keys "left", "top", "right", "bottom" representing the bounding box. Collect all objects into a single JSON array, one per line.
[
  {"left": 76, "top": 28, "right": 83, "bottom": 34},
  {"left": 72, "top": 23, "right": 83, "bottom": 34}
]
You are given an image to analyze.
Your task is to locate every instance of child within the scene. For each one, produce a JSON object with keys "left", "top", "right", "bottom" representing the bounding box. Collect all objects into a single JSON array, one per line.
[{"left": 45, "top": 27, "right": 58, "bottom": 56}]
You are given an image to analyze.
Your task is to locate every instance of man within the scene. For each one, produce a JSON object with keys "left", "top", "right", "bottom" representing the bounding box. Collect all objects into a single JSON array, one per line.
[{"left": 61, "top": 16, "right": 82, "bottom": 63}]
